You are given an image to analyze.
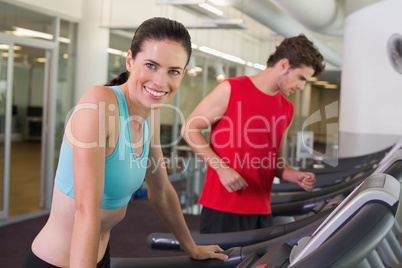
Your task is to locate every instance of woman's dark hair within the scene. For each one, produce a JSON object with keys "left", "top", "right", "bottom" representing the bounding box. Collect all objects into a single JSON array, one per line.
[
  {"left": 266, "top": 34, "right": 325, "bottom": 76},
  {"left": 106, "top": 17, "right": 192, "bottom": 86}
]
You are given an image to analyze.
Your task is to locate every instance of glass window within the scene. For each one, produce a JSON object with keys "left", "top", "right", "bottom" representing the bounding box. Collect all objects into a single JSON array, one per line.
[
  {"left": 54, "top": 20, "right": 78, "bottom": 161},
  {"left": 107, "top": 31, "right": 131, "bottom": 83},
  {"left": 0, "top": 2, "right": 55, "bottom": 42}
]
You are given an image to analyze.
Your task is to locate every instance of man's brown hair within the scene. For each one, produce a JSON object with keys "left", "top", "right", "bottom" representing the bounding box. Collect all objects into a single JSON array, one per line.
[{"left": 267, "top": 34, "right": 325, "bottom": 76}]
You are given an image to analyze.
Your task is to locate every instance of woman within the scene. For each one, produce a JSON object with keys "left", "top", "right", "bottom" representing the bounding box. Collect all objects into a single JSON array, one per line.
[{"left": 23, "top": 17, "right": 228, "bottom": 267}]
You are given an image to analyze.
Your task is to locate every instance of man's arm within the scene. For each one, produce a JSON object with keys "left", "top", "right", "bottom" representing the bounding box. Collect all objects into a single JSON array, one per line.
[{"left": 181, "top": 81, "right": 248, "bottom": 193}]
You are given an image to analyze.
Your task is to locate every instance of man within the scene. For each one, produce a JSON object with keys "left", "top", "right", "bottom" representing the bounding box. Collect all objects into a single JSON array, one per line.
[{"left": 181, "top": 34, "right": 325, "bottom": 233}]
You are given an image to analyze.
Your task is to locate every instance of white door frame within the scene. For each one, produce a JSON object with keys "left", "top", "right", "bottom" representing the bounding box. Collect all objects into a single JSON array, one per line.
[{"left": 0, "top": 32, "right": 58, "bottom": 222}]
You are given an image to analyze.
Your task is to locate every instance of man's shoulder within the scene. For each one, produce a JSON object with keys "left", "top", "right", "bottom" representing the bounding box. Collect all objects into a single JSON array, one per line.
[
  {"left": 225, "top": 76, "right": 251, "bottom": 89},
  {"left": 227, "top": 75, "right": 249, "bottom": 83}
]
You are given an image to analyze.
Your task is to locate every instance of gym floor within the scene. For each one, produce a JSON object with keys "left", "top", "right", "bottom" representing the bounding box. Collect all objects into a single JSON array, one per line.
[{"left": 0, "top": 186, "right": 201, "bottom": 266}]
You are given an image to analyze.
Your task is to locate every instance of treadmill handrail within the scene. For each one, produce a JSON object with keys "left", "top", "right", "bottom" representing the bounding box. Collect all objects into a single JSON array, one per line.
[
  {"left": 147, "top": 207, "right": 334, "bottom": 251},
  {"left": 289, "top": 173, "right": 400, "bottom": 265},
  {"left": 374, "top": 149, "right": 402, "bottom": 174}
]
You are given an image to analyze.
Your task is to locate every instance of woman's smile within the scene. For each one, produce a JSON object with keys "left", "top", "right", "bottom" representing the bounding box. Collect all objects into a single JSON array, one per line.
[{"left": 144, "top": 86, "right": 168, "bottom": 99}]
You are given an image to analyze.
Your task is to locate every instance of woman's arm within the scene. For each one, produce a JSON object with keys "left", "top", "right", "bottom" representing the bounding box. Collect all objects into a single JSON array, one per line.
[
  {"left": 66, "top": 86, "right": 111, "bottom": 267},
  {"left": 145, "top": 110, "right": 228, "bottom": 261}
]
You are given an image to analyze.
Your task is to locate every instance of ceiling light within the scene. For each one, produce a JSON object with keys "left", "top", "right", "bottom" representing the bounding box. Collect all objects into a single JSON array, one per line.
[
  {"left": 216, "top": 73, "right": 226, "bottom": 81},
  {"left": 187, "top": 56, "right": 198, "bottom": 77},
  {"left": 0, "top": 44, "right": 22, "bottom": 51},
  {"left": 12, "top": 27, "right": 71, "bottom": 44},
  {"left": 196, "top": 47, "right": 265, "bottom": 71},
  {"left": 34, "top": 58, "right": 47, "bottom": 63},
  {"left": 199, "top": 46, "right": 222, "bottom": 57},
  {"left": 253, "top": 63, "right": 266, "bottom": 70},
  {"left": 59, "top": 37, "right": 71, "bottom": 44},
  {"left": 13, "top": 27, "right": 53, "bottom": 40},
  {"left": 107, "top": 48, "right": 127, "bottom": 57},
  {"left": 324, "top": 84, "right": 338, "bottom": 89},
  {"left": 156, "top": 0, "right": 204, "bottom": 4},
  {"left": 208, "top": 0, "right": 227, "bottom": 6},
  {"left": 221, "top": 53, "right": 246, "bottom": 64},
  {"left": 214, "top": 60, "right": 226, "bottom": 81},
  {"left": 156, "top": 0, "right": 224, "bottom": 18},
  {"left": 1, "top": 52, "right": 22, "bottom": 58},
  {"left": 184, "top": 19, "right": 246, "bottom": 29},
  {"left": 187, "top": 69, "right": 197, "bottom": 77},
  {"left": 198, "top": 3, "right": 223, "bottom": 16},
  {"left": 313, "top": 81, "right": 328, "bottom": 86}
]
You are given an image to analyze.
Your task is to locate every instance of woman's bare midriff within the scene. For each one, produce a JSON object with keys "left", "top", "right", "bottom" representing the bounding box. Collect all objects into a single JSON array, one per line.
[{"left": 31, "top": 186, "right": 127, "bottom": 267}]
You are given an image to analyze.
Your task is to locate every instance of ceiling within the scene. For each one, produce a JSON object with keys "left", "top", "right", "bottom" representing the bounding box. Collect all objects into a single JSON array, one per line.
[
  {"left": 1, "top": 0, "right": 384, "bottom": 88},
  {"left": 149, "top": 0, "right": 382, "bottom": 87}
]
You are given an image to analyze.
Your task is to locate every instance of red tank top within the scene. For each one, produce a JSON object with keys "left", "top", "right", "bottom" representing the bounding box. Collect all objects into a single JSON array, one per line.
[{"left": 199, "top": 76, "right": 294, "bottom": 214}]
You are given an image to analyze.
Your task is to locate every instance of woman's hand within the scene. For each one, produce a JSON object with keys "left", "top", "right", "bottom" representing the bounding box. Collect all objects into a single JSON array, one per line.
[{"left": 187, "top": 245, "right": 229, "bottom": 261}]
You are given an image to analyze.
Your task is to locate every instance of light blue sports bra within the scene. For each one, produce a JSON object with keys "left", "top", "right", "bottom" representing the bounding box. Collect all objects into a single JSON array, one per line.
[{"left": 54, "top": 86, "right": 150, "bottom": 209}]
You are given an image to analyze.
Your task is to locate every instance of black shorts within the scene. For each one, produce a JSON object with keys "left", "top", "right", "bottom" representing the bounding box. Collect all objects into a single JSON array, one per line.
[
  {"left": 200, "top": 206, "right": 273, "bottom": 234},
  {"left": 22, "top": 243, "right": 111, "bottom": 268}
]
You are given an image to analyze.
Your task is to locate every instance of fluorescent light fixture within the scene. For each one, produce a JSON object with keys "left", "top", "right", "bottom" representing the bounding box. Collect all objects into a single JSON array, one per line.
[
  {"left": 313, "top": 81, "right": 328, "bottom": 86},
  {"left": 107, "top": 48, "right": 127, "bottom": 57},
  {"left": 187, "top": 56, "right": 198, "bottom": 77},
  {"left": 12, "top": 27, "right": 71, "bottom": 44},
  {"left": 253, "top": 63, "right": 266, "bottom": 70},
  {"left": 191, "top": 43, "right": 198, "bottom": 49},
  {"left": 199, "top": 46, "right": 222, "bottom": 57},
  {"left": 221, "top": 53, "right": 246, "bottom": 64},
  {"left": 107, "top": 48, "right": 123, "bottom": 55},
  {"left": 324, "top": 84, "right": 338, "bottom": 89},
  {"left": 156, "top": 0, "right": 204, "bottom": 4},
  {"left": 1, "top": 53, "right": 22, "bottom": 58},
  {"left": 0, "top": 44, "right": 22, "bottom": 50},
  {"left": 34, "top": 57, "right": 47, "bottom": 63},
  {"left": 198, "top": 3, "right": 223, "bottom": 16},
  {"left": 13, "top": 27, "right": 52, "bottom": 39},
  {"left": 308, "top": 77, "right": 318, "bottom": 81},
  {"left": 196, "top": 47, "right": 265, "bottom": 71},
  {"left": 59, "top": 37, "right": 71, "bottom": 44},
  {"left": 208, "top": 0, "right": 227, "bottom": 6}
]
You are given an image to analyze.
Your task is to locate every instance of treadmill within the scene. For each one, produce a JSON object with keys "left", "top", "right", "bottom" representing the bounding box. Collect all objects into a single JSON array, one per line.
[{"left": 110, "top": 170, "right": 401, "bottom": 267}]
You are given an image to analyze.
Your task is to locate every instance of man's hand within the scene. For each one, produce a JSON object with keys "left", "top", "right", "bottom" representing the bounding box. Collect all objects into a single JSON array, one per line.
[
  {"left": 216, "top": 166, "right": 248, "bottom": 193},
  {"left": 296, "top": 172, "right": 316, "bottom": 192}
]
